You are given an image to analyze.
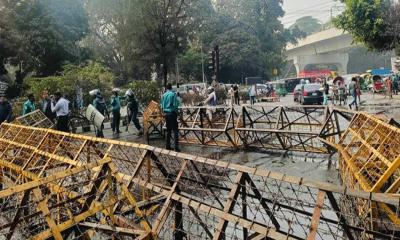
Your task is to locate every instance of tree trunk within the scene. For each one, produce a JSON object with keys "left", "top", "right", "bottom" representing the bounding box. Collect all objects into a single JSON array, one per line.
[{"left": 163, "top": 53, "right": 168, "bottom": 88}]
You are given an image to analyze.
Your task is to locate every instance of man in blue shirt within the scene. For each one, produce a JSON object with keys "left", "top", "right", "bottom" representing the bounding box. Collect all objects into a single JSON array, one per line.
[{"left": 161, "top": 83, "right": 180, "bottom": 152}]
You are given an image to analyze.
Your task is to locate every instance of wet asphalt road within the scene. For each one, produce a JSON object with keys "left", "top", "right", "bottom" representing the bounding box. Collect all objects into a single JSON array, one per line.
[{"left": 82, "top": 91, "right": 399, "bottom": 184}]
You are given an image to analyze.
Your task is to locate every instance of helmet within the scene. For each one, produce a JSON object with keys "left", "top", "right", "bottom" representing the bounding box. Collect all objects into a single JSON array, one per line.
[
  {"left": 125, "top": 89, "right": 134, "bottom": 97},
  {"left": 112, "top": 88, "right": 121, "bottom": 93},
  {"left": 89, "top": 89, "right": 100, "bottom": 96}
]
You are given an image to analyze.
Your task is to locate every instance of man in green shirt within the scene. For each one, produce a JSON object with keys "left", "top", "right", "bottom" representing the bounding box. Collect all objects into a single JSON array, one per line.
[
  {"left": 22, "top": 94, "right": 36, "bottom": 115},
  {"left": 161, "top": 83, "right": 180, "bottom": 152},
  {"left": 111, "top": 88, "right": 121, "bottom": 136}
]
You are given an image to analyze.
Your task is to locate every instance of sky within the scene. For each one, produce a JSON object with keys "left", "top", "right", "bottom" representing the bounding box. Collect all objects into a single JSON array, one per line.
[{"left": 281, "top": 0, "right": 344, "bottom": 28}]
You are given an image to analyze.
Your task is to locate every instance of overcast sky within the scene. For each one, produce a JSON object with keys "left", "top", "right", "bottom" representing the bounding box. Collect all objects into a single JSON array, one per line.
[{"left": 281, "top": 0, "right": 344, "bottom": 27}]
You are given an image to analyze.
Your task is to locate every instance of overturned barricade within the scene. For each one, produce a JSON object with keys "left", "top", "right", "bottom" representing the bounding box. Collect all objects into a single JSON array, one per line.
[
  {"left": 13, "top": 109, "right": 54, "bottom": 128},
  {"left": 143, "top": 101, "right": 164, "bottom": 143},
  {"left": 322, "top": 110, "right": 400, "bottom": 225},
  {"left": 0, "top": 123, "right": 399, "bottom": 239}
]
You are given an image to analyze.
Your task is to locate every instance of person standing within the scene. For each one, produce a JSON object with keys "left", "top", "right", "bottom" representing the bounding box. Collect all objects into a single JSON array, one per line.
[
  {"left": 234, "top": 85, "right": 240, "bottom": 105},
  {"left": 93, "top": 91, "right": 108, "bottom": 138},
  {"left": 249, "top": 85, "right": 256, "bottom": 105},
  {"left": 22, "top": 94, "right": 35, "bottom": 115},
  {"left": 393, "top": 74, "right": 399, "bottom": 95},
  {"left": 355, "top": 77, "right": 362, "bottom": 104},
  {"left": 348, "top": 78, "right": 358, "bottom": 110},
  {"left": 41, "top": 91, "right": 56, "bottom": 122},
  {"left": 323, "top": 80, "right": 329, "bottom": 105},
  {"left": 0, "top": 95, "right": 12, "bottom": 124},
  {"left": 161, "top": 83, "right": 180, "bottom": 152},
  {"left": 229, "top": 85, "right": 235, "bottom": 106},
  {"left": 126, "top": 89, "right": 143, "bottom": 135},
  {"left": 110, "top": 88, "right": 121, "bottom": 136},
  {"left": 204, "top": 87, "right": 217, "bottom": 119},
  {"left": 51, "top": 92, "right": 70, "bottom": 132},
  {"left": 385, "top": 77, "right": 393, "bottom": 99}
]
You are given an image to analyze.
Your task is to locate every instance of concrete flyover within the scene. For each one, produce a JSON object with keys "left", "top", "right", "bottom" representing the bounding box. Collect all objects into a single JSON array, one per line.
[{"left": 286, "top": 28, "right": 356, "bottom": 76}]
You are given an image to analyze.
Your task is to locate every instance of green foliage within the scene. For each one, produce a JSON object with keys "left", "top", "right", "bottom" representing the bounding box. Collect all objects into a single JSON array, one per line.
[
  {"left": 178, "top": 48, "right": 205, "bottom": 82},
  {"left": 0, "top": 0, "right": 89, "bottom": 77},
  {"left": 334, "top": 0, "right": 394, "bottom": 51},
  {"left": 215, "top": 0, "right": 291, "bottom": 81},
  {"left": 25, "top": 62, "right": 115, "bottom": 106},
  {"left": 289, "top": 16, "right": 322, "bottom": 36},
  {"left": 126, "top": 81, "right": 161, "bottom": 107}
]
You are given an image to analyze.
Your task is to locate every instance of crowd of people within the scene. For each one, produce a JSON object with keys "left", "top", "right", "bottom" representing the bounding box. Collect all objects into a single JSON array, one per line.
[
  {"left": 320, "top": 77, "right": 361, "bottom": 110},
  {"left": 0, "top": 87, "right": 145, "bottom": 138}
]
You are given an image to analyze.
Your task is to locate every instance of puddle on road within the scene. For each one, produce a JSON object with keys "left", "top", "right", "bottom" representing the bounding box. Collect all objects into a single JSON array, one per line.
[{"left": 174, "top": 144, "right": 340, "bottom": 184}]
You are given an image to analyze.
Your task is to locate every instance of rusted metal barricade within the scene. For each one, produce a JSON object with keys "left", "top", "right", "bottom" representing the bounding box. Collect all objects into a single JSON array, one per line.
[{"left": 0, "top": 123, "right": 399, "bottom": 239}]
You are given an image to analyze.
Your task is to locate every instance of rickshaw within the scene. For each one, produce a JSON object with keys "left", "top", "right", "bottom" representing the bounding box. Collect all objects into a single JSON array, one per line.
[
  {"left": 370, "top": 75, "right": 385, "bottom": 93},
  {"left": 270, "top": 81, "right": 287, "bottom": 97}
]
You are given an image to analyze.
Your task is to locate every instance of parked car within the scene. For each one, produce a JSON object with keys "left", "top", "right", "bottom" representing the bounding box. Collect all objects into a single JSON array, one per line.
[
  {"left": 293, "top": 84, "right": 302, "bottom": 102},
  {"left": 299, "top": 84, "right": 323, "bottom": 105}
]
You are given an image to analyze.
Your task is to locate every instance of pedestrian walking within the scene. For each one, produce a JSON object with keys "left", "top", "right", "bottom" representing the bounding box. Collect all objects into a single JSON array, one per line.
[
  {"left": 0, "top": 95, "right": 12, "bottom": 124},
  {"left": 348, "top": 78, "right": 358, "bottom": 110},
  {"left": 41, "top": 91, "right": 56, "bottom": 122},
  {"left": 126, "top": 89, "right": 143, "bottom": 135},
  {"left": 161, "top": 83, "right": 180, "bottom": 152},
  {"left": 323, "top": 80, "right": 329, "bottom": 105},
  {"left": 111, "top": 88, "right": 121, "bottom": 136},
  {"left": 249, "top": 85, "right": 256, "bottom": 105},
  {"left": 22, "top": 94, "right": 35, "bottom": 115},
  {"left": 51, "top": 92, "right": 70, "bottom": 132},
  {"left": 92, "top": 90, "right": 108, "bottom": 138}
]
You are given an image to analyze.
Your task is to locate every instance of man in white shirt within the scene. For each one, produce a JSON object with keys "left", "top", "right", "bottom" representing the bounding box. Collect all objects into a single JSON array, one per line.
[
  {"left": 204, "top": 87, "right": 217, "bottom": 119},
  {"left": 51, "top": 92, "right": 70, "bottom": 132}
]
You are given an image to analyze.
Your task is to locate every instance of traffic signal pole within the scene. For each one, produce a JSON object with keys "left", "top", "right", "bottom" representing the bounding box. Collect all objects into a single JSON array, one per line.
[{"left": 208, "top": 45, "right": 220, "bottom": 84}]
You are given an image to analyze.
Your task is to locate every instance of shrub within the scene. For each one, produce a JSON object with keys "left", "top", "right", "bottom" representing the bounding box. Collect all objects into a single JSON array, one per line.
[
  {"left": 126, "top": 81, "right": 161, "bottom": 107},
  {"left": 25, "top": 62, "right": 115, "bottom": 108}
]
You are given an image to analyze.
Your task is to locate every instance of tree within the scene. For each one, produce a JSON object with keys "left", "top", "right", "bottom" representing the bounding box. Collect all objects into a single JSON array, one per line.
[
  {"left": 178, "top": 48, "right": 205, "bottom": 82},
  {"left": 334, "top": 0, "right": 395, "bottom": 51},
  {"left": 85, "top": 0, "right": 144, "bottom": 84},
  {"left": 215, "top": 0, "right": 290, "bottom": 80},
  {"left": 289, "top": 16, "right": 322, "bottom": 36},
  {"left": 0, "top": 0, "right": 89, "bottom": 80},
  {"left": 138, "top": 0, "right": 189, "bottom": 88}
]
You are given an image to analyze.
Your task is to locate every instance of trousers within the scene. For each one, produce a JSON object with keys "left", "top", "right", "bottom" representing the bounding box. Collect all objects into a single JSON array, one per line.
[
  {"left": 165, "top": 112, "right": 179, "bottom": 151},
  {"left": 112, "top": 110, "right": 121, "bottom": 133}
]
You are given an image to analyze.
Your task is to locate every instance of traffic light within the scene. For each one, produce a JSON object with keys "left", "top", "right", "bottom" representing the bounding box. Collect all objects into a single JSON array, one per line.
[
  {"left": 208, "top": 50, "right": 215, "bottom": 72},
  {"left": 214, "top": 45, "right": 219, "bottom": 75}
]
